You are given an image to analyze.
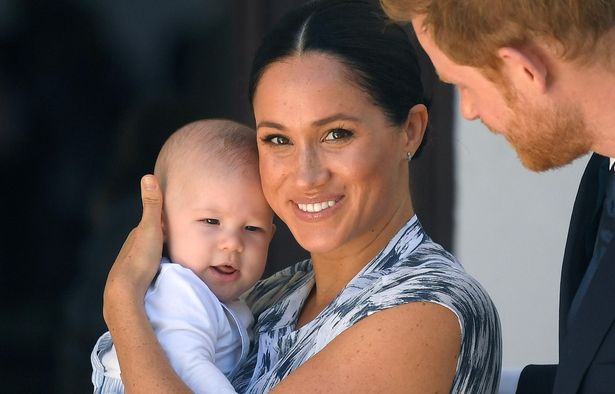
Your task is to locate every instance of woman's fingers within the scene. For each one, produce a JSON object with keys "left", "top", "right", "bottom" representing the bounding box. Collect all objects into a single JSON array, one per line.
[
  {"left": 139, "top": 175, "right": 164, "bottom": 235},
  {"left": 104, "top": 175, "right": 164, "bottom": 321},
  {"left": 122, "top": 174, "right": 163, "bottom": 285},
  {"left": 136, "top": 175, "right": 164, "bottom": 265}
]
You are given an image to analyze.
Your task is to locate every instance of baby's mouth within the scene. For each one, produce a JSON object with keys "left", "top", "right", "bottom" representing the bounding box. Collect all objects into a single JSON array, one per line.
[{"left": 212, "top": 265, "right": 237, "bottom": 275}]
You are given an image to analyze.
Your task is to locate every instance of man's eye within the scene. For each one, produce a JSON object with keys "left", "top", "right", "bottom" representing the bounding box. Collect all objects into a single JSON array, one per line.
[
  {"left": 245, "top": 225, "right": 261, "bottom": 232},
  {"left": 324, "top": 128, "right": 353, "bottom": 141},
  {"left": 203, "top": 218, "right": 219, "bottom": 225},
  {"left": 262, "top": 135, "right": 290, "bottom": 145}
]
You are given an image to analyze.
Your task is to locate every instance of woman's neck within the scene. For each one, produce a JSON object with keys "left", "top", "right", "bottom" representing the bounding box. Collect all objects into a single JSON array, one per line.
[{"left": 297, "top": 199, "right": 414, "bottom": 327}]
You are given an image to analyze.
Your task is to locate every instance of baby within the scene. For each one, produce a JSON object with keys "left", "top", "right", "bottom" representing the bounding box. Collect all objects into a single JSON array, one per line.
[{"left": 91, "top": 119, "right": 275, "bottom": 393}]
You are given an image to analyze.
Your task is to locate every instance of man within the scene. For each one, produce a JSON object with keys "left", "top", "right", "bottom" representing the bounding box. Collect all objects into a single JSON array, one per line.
[{"left": 380, "top": 1, "right": 615, "bottom": 393}]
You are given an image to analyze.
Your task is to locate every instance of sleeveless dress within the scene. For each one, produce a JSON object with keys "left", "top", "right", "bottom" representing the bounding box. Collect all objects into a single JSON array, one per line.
[{"left": 231, "top": 216, "right": 502, "bottom": 393}]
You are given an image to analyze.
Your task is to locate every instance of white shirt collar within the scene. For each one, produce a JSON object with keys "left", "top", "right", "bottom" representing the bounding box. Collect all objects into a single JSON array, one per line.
[{"left": 610, "top": 157, "right": 615, "bottom": 171}]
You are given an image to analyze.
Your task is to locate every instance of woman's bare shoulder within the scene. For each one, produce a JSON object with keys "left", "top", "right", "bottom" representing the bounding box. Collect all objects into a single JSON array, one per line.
[{"left": 271, "top": 302, "right": 460, "bottom": 394}]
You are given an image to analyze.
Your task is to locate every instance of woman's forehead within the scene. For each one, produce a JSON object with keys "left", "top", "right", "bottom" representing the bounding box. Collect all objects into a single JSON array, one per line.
[
  {"left": 254, "top": 54, "right": 373, "bottom": 113},
  {"left": 260, "top": 53, "right": 350, "bottom": 87}
]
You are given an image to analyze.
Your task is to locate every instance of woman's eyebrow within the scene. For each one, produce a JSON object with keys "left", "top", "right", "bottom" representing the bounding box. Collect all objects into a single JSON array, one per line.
[
  {"left": 257, "top": 114, "right": 360, "bottom": 131},
  {"left": 312, "top": 113, "right": 360, "bottom": 127},
  {"left": 256, "top": 120, "right": 285, "bottom": 130}
]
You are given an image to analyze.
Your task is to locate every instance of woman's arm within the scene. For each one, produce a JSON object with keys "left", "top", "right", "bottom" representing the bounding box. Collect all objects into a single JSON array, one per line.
[
  {"left": 103, "top": 176, "right": 460, "bottom": 393},
  {"left": 103, "top": 175, "right": 191, "bottom": 393},
  {"left": 272, "top": 302, "right": 461, "bottom": 394}
]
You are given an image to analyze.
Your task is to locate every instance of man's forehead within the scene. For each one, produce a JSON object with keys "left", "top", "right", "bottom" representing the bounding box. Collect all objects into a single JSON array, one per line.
[
  {"left": 408, "top": 17, "right": 450, "bottom": 80},
  {"left": 433, "top": 68, "right": 453, "bottom": 84},
  {"left": 410, "top": 15, "right": 435, "bottom": 54}
]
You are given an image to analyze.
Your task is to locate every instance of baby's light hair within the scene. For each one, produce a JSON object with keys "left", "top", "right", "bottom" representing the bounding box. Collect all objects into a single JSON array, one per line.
[{"left": 154, "top": 119, "right": 258, "bottom": 194}]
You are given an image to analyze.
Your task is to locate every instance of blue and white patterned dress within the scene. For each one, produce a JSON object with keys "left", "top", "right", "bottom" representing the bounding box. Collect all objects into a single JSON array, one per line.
[{"left": 231, "top": 216, "right": 501, "bottom": 393}]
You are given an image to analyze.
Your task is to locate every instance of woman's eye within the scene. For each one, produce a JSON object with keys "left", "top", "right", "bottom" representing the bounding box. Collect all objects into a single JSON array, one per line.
[
  {"left": 324, "top": 128, "right": 353, "bottom": 141},
  {"left": 245, "top": 225, "right": 261, "bottom": 232},
  {"left": 203, "top": 218, "right": 219, "bottom": 225},
  {"left": 262, "top": 135, "right": 290, "bottom": 145}
]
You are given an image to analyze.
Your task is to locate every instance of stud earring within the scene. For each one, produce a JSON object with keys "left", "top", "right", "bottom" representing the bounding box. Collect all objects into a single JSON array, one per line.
[{"left": 406, "top": 152, "right": 413, "bottom": 161}]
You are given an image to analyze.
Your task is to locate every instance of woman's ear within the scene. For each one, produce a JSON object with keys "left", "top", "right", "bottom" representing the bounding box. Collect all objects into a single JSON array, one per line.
[
  {"left": 402, "top": 103, "right": 428, "bottom": 158},
  {"left": 497, "top": 46, "right": 549, "bottom": 94}
]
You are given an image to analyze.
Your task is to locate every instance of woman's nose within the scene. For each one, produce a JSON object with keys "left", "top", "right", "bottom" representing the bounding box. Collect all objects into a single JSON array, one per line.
[{"left": 294, "top": 146, "right": 329, "bottom": 189}]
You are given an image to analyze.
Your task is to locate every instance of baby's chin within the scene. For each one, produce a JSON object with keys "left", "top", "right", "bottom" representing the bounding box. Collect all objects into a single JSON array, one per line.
[
  {"left": 214, "top": 292, "right": 243, "bottom": 303},
  {"left": 209, "top": 284, "right": 252, "bottom": 304}
]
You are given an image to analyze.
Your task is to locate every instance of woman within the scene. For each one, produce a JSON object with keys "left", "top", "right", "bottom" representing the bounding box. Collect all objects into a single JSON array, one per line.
[{"left": 102, "top": 0, "right": 501, "bottom": 392}]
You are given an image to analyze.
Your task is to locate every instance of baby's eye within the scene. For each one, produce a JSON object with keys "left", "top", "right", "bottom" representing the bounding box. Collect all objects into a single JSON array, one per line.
[
  {"left": 262, "top": 135, "right": 291, "bottom": 145},
  {"left": 323, "top": 128, "right": 353, "bottom": 141},
  {"left": 202, "top": 218, "right": 219, "bottom": 225},
  {"left": 245, "top": 225, "right": 262, "bottom": 232}
]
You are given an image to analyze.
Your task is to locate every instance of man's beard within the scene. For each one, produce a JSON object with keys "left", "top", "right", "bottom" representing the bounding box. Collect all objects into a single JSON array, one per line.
[{"left": 491, "top": 87, "right": 592, "bottom": 172}]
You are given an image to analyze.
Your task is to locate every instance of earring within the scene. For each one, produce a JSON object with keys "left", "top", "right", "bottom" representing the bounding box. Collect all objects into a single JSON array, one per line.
[{"left": 406, "top": 152, "right": 413, "bottom": 161}]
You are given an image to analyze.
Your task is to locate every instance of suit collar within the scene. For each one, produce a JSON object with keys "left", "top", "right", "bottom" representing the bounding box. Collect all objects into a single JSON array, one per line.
[
  {"left": 555, "top": 154, "right": 615, "bottom": 391},
  {"left": 554, "top": 244, "right": 615, "bottom": 392},
  {"left": 559, "top": 154, "right": 608, "bottom": 328}
]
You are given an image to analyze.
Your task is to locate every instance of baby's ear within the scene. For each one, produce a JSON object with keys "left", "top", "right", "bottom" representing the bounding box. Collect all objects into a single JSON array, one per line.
[
  {"left": 270, "top": 222, "right": 277, "bottom": 240},
  {"left": 161, "top": 209, "right": 168, "bottom": 242},
  {"left": 161, "top": 243, "right": 170, "bottom": 260}
]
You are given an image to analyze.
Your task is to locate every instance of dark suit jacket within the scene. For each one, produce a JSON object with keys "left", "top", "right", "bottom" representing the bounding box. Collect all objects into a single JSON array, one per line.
[{"left": 517, "top": 153, "right": 615, "bottom": 393}]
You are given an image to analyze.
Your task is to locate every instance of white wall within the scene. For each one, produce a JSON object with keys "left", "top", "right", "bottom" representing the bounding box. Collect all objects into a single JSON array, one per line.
[{"left": 452, "top": 94, "right": 590, "bottom": 367}]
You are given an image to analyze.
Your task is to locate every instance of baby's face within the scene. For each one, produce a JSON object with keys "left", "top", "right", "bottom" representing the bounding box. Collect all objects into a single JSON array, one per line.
[{"left": 163, "top": 164, "right": 274, "bottom": 302}]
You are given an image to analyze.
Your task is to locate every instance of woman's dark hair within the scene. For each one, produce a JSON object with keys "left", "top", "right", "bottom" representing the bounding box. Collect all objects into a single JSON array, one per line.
[{"left": 249, "top": 0, "right": 424, "bottom": 131}]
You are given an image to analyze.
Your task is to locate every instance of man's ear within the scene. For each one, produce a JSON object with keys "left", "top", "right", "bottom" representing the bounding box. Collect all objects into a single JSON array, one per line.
[
  {"left": 402, "top": 103, "right": 428, "bottom": 158},
  {"left": 497, "top": 46, "right": 549, "bottom": 94}
]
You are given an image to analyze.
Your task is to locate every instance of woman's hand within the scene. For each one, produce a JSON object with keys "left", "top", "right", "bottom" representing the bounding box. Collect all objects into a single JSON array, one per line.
[
  {"left": 102, "top": 175, "right": 191, "bottom": 393},
  {"left": 103, "top": 174, "right": 164, "bottom": 320}
]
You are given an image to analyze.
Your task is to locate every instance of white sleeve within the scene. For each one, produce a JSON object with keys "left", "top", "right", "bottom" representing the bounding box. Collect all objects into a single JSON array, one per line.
[{"left": 145, "top": 264, "right": 238, "bottom": 394}]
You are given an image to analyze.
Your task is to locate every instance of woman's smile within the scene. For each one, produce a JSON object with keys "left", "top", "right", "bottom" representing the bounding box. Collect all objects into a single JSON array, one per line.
[
  {"left": 292, "top": 195, "right": 344, "bottom": 222},
  {"left": 296, "top": 199, "right": 337, "bottom": 213}
]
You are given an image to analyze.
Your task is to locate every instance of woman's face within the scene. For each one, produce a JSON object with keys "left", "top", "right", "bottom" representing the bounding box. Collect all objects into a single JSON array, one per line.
[{"left": 253, "top": 53, "right": 419, "bottom": 257}]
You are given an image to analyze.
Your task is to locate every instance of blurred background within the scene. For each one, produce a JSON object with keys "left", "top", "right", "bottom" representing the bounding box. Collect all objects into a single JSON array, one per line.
[
  {"left": 0, "top": 0, "right": 588, "bottom": 392},
  {"left": 0, "top": 1, "right": 310, "bottom": 392}
]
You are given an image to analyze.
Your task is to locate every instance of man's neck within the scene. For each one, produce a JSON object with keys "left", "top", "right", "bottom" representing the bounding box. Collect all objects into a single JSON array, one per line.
[{"left": 564, "top": 61, "right": 615, "bottom": 159}]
